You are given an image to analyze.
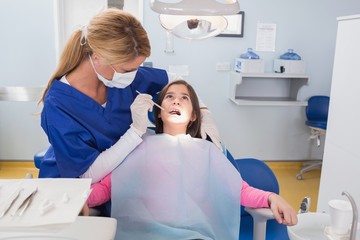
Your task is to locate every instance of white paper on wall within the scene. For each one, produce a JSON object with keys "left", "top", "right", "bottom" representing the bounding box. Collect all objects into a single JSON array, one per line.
[{"left": 255, "top": 22, "right": 277, "bottom": 52}]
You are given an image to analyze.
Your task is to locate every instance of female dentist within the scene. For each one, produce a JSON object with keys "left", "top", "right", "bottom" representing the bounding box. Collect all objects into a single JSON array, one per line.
[{"left": 38, "top": 8, "right": 220, "bottom": 216}]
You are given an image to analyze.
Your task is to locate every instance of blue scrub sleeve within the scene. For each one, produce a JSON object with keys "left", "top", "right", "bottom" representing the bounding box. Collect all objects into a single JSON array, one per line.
[{"left": 44, "top": 113, "right": 100, "bottom": 178}]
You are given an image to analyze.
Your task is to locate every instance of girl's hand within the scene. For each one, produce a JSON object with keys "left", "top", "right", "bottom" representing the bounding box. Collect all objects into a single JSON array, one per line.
[
  {"left": 268, "top": 193, "right": 298, "bottom": 226},
  {"left": 80, "top": 203, "right": 90, "bottom": 216}
]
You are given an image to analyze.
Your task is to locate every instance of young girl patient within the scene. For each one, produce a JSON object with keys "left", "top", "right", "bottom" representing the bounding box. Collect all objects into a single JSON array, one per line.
[{"left": 87, "top": 80, "right": 297, "bottom": 240}]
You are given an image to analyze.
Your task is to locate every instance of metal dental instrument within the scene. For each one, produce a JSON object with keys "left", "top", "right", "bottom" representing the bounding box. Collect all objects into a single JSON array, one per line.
[
  {"left": 0, "top": 187, "right": 23, "bottom": 218},
  {"left": 136, "top": 90, "right": 164, "bottom": 110},
  {"left": 298, "top": 196, "right": 311, "bottom": 214},
  {"left": 14, "top": 187, "right": 38, "bottom": 216}
]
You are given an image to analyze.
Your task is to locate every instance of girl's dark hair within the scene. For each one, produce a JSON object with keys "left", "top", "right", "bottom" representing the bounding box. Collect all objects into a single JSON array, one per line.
[{"left": 153, "top": 80, "right": 201, "bottom": 138}]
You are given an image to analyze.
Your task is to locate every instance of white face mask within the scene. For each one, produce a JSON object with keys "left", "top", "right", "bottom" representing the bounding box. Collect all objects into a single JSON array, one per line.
[{"left": 89, "top": 56, "right": 137, "bottom": 88}]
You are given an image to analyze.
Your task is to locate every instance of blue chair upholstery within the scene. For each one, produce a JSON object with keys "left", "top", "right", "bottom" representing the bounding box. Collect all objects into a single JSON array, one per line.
[
  {"left": 305, "top": 95, "right": 329, "bottom": 130},
  {"left": 34, "top": 147, "right": 48, "bottom": 169},
  {"left": 235, "top": 158, "right": 289, "bottom": 240},
  {"left": 297, "top": 95, "right": 329, "bottom": 180}
]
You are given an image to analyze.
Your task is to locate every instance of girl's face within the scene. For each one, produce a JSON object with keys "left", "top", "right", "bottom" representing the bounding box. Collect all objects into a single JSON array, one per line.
[{"left": 159, "top": 84, "right": 196, "bottom": 135}]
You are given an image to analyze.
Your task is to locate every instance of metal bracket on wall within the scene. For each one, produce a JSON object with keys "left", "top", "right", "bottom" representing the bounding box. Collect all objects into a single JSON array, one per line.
[{"left": 0, "top": 87, "right": 43, "bottom": 102}]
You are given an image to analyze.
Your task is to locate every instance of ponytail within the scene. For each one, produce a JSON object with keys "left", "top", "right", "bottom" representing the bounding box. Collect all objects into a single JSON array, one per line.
[{"left": 39, "top": 28, "right": 92, "bottom": 104}]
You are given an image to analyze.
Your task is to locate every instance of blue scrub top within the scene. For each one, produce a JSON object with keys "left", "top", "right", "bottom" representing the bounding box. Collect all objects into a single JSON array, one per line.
[{"left": 39, "top": 67, "right": 168, "bottom": 179}]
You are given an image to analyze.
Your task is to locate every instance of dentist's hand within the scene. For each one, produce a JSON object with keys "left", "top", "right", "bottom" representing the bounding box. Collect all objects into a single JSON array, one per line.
[
  {"left": 130, "top": 93, "right": 154, "bottom": 137},
  {"left": 200, "top": 109, "right": 222, "bottom": 150}
]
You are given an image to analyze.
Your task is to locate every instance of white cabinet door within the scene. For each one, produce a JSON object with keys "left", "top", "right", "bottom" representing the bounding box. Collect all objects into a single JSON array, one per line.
[{"left": 317, "top": 15, "right": 360, "bottom": 212}]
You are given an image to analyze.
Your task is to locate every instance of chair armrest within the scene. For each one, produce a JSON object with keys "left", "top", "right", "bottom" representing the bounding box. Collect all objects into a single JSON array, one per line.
[{"left": 245, "top": 207, "right": 274, "bottom": 240}]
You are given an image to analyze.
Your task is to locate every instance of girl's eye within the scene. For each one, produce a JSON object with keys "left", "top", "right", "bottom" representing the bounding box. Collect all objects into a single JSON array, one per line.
[
  {"left": 182, "top": 96, "right": 189, "bottom": 101},
  {"left": 165, "top": 94, "right": 173, "bottom": 99}
]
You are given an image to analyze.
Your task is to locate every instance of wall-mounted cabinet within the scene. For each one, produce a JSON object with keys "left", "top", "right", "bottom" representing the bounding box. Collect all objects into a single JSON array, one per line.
[{"left": 229, "top": 72, "right": 309, "bottom": 106}]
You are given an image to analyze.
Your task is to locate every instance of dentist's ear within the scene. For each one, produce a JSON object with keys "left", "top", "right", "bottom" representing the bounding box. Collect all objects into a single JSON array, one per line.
[{"left": 90, "top": 53, "right": 102, "bottom": 65}]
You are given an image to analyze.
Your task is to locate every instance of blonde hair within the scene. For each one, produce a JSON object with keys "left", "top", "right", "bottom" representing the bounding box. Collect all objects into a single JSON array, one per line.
[{"left": 40, "top": 8, "right": 150, "bottom": 103}]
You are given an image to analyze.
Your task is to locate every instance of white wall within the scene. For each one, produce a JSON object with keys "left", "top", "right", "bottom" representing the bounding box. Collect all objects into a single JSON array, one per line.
[
  {"left": 0, "top": 0, "right": 57, "bottom": 160},
  {"left": 143, "top": 0, "right": 360, "bottom": 160},
  {"left": 56, "top": 0, "right": 107, "bottom": 53},
  {"left": 57, "top": 0, "right": 141, "bottom": 53},
  {"left": 123, "top": 0, "right": 143, "bottom": 24}
]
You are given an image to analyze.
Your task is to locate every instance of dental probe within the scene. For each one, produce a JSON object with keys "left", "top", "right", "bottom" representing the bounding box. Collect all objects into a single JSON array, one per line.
[{"left": 135, "top": 90, "right": 164, "bottom": 110}]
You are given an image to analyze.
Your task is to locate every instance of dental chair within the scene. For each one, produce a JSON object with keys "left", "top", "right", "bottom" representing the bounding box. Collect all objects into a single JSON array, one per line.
[
  {"left": 212, "top": 142, "right": 287, "bottom": 239},
  {"left": 296, "top": 95, "right": 329, "bottom": 180},
  {"left": 34, "top": 147, "right": 48, "bottom": 169},
  {"left": 235, "top": 158, "right": 289, "bottom": 240}
]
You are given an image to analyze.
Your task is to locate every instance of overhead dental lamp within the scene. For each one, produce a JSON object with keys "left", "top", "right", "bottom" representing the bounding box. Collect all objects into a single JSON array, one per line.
[{"left": 150, "top": 0, "right": 240, "bottom": 40}]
